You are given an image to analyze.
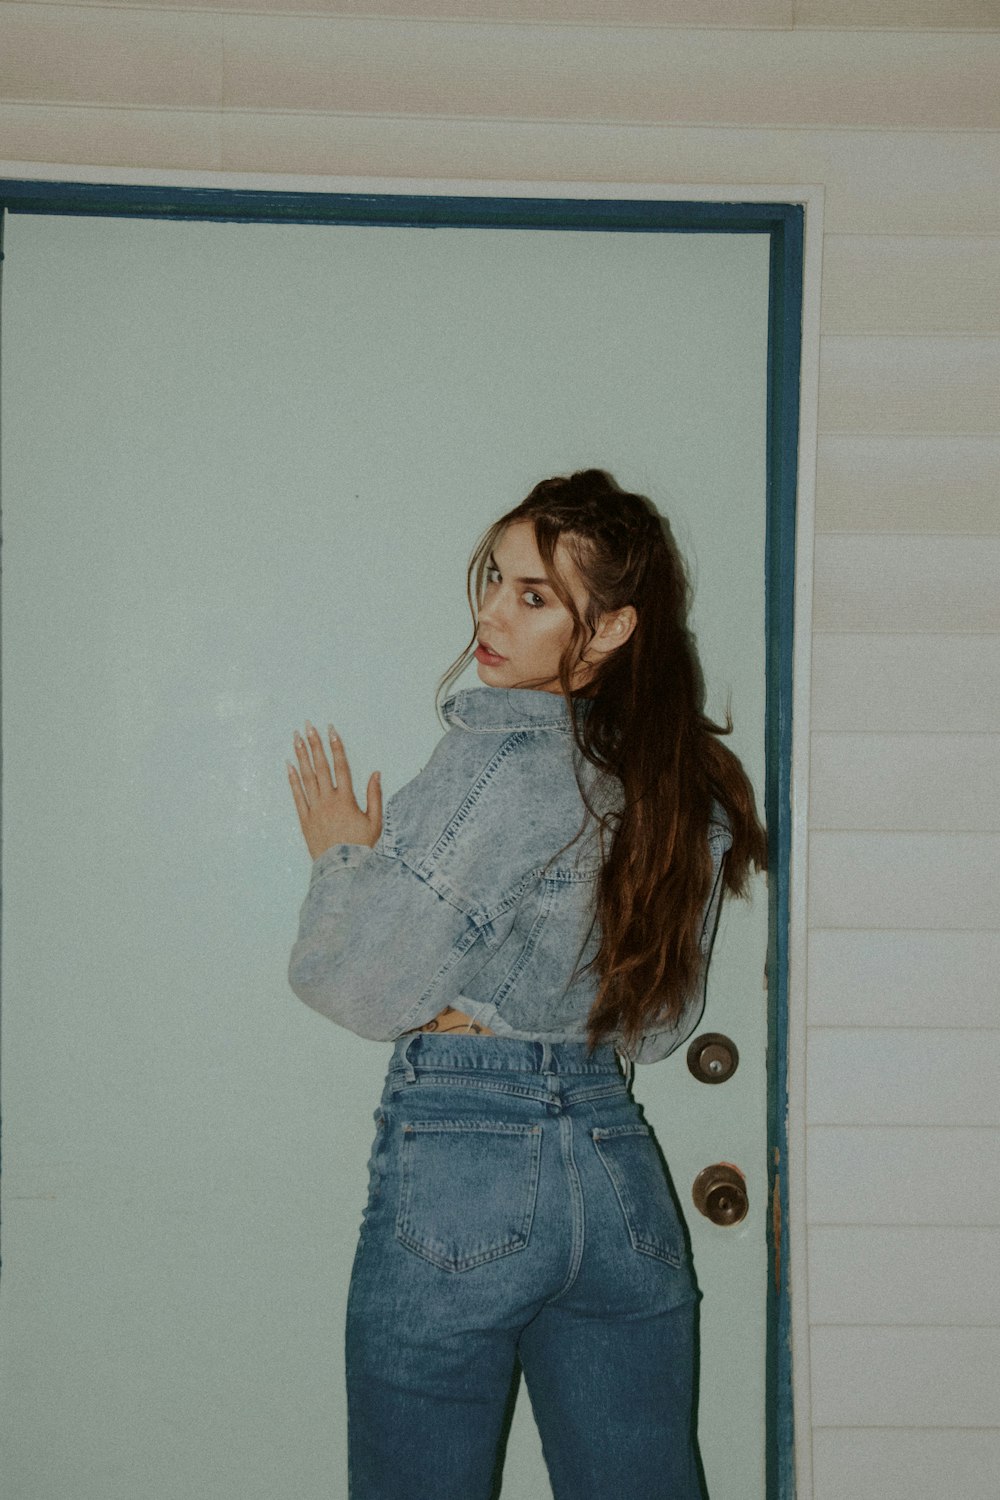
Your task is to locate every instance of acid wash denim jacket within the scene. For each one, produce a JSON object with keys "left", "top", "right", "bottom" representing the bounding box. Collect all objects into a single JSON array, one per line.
[{"left": 288, "top": 685, "right": 732, "bottom": 1064}]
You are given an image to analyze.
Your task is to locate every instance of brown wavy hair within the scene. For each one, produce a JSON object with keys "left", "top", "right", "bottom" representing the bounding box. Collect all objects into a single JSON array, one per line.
[{"left": 439, "top": 469, "right": 767, "bottom": 1051}]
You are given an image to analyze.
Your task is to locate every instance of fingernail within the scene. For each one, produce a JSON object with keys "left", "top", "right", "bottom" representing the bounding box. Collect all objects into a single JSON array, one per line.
[
  {"left": 305, "top": 719, "right": 316, "bottom": 736},
  {"left": 328, "top": 724, "right": 339, "bottom": 743}
]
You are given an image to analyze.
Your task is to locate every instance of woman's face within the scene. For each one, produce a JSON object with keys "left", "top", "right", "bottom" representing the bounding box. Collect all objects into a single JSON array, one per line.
[{"left": 474, "top": 520, "right": 591, "bottom": 694}]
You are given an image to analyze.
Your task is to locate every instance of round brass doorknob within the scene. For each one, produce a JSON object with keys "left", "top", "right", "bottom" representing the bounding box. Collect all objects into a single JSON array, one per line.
[
  {"left": 686, "top": 1032, "right": 739, "bottom": 1084},
  {"left": 692, "top": 1163, "right": 749, "bottom": 1226}
]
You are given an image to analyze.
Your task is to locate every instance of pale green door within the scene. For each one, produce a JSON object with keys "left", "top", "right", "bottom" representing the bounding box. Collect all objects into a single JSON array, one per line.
[{"left": 0, "top": 208, "right": 769, "bottom": 1499}]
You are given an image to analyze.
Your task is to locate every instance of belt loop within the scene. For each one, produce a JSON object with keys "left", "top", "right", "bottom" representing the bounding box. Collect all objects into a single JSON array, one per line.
[
  {"left": 540, "top": 1041, "right": 553, "bottom": 1075},
  {"left": 617, "top": 1047, "right": 634, "bottom": 1091},
  {"left": 402, "top": 1034, "right": 418, "bottom": 1083}
]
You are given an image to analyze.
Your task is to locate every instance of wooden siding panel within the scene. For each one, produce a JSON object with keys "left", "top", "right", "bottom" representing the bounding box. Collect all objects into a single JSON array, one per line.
[
  {"left": 815, "top": 436, "right": 1000, "bottom": 535},
  {"left": 821, "top": 235, "right": 1000, "bottom": 335},
  {"left": 5, "top": 0, "right": 796, "bottom": 22},
  {"left": 808, "top": 1226, "right": 1000, "bottom": 1324},
  {"left": 811, "top": 634, "right": 1000, "bottom": 732},
  {"left": 813, "top": 1431, "right": 1000, "bottom": 1500},
  {"left": 807, "top": 1126, "right": 1000, "bottom": 1225},
  {"left": 0, "top": 5, "right": 223, "bottom": 108},
  {"left": 807, "top": 1028, "right": 1000, "bottom": 1125},
  {"left": 797, "top": 0, "right": 1000, "bottom": 27},
  {"left": 819, "top": 336, "right": 1000, "bottom": 434},
  {"left": 0, "top": 103, "right": 223, "bottom": 169},
  {"left": 810, "top": 732, "right": 1000, "bottom": 830},
  {"left": 808, "top": 831, "right": 1000, "bottom": 930},
  {"left": 808, "top": 929, "right": 1000, "bottom": 1027},
  {"left": 813, "top": 536, "right": 1000, "bottom": 633},
  {"left": 808, "top": 930, "right": 1000, "bottom": 1028},
  {"left": 217, "top": 18, "right": 1000, "bottom": 128},
  {"left": 811, "top": 1327, "right": 1000, "bottom": 1426}
]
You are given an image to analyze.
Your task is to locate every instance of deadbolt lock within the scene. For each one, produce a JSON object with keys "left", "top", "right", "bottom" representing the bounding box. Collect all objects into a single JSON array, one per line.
[
  {"left": 686, "top": 1032, "right": 739, "bottom": 1084},
  {"left": 692, "top": 1163, "right": 749, "bottom": 1227}
]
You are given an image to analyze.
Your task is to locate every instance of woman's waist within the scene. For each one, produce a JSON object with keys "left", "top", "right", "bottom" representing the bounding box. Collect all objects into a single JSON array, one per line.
[{"left": 387, "top": 1030, "right": 624, "bottom": 1083}]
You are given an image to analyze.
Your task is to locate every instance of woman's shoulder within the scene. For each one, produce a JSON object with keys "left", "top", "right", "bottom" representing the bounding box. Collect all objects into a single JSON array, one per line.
[{"left": 382, "top": 687, "right": 592, "bottom": 868}]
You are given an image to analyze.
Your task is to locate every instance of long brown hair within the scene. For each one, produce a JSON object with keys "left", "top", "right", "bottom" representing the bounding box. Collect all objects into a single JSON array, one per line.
[{"left": 440, "top": 469, "right": 767, "bottom": 1051}]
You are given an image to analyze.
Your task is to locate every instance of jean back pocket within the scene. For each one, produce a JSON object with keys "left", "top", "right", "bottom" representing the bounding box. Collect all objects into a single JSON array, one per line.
[
  {"left": 591, "top": 1124, "right": 687, "bottom": 1267},
  {"left": 395, "top": 1120, "right": 542, "bottom": 1272}
]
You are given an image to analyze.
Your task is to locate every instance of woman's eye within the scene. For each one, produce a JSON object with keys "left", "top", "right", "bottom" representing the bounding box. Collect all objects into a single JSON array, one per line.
[
  {"left": 523, "top": 592, "right": 545, "bottom": 609},
  {"left": 485, "top": 565, "right": 501, "bottom": 584}
]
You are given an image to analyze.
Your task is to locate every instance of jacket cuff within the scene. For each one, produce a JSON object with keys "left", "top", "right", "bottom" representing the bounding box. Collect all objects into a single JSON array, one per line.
[{"left": 309, "top": 842, "right": 374, "bottom": 882}]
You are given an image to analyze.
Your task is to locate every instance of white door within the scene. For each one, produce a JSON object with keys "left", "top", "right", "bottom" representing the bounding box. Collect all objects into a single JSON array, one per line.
[{"left": 0, "top": 209, "right": 770, "bottom": 1499}]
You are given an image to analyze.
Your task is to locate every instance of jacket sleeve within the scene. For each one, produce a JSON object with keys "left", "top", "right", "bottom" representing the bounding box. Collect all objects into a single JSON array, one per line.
[
  {"left": 287, "top": 831, "right": 511, "bottom": 1040},
  {"left": 630, "top": 819, "right": 733, "bottom": 1065}
]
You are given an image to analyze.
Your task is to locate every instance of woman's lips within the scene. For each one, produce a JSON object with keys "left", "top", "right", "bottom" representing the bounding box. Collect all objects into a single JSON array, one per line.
[{"left": 475, "top": 640, "right": 506, "bottom": 664}]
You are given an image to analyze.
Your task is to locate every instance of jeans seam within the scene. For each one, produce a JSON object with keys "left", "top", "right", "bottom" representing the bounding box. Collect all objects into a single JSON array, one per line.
[{"left": 550, "top": 1111, "right": 585, "bottom": 1302}]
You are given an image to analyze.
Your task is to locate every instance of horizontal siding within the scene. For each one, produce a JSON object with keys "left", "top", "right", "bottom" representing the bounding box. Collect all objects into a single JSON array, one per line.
[
  {"left": 8, "top": 0, "right": 999, "bottom": 29},
  {"left": 812, "top": 1327, "right": 1000, "bottom": 1426},
  {"left": 4, "top": 0, "right": 797, "bottom": 23},
  {"left": 808, "top": 831, "right": 999, "bottom": 929},
  {"left": 815, "top": 435, "right": 1000, "bottom": 533},
  {"left": 3, "top": 10, "right": 998, "bottom": 127},
  {"left": 809, "top": 732, "right": 1000, "bottom": 830},
  {"left": 808, "top": 1226, "right": 1000, "bottom": 1323},
  {"left": 818, "top": 336, "right": 1000, "bottom": 434},
  {"left": 813, "top": 536, "right": 1000, "bottom": 632},
  {"left": 811, "top": 635, "right": 1000, "bottom": 732},
  {"left": 821, "top": 235, "right": 1000, "bottom": 335},
  {"left": 807, "top": 1127, "right": 1000, "bottom": 1225},
  {"left": 807, "top": 930, "right": 1000, "bottom": 1027},
  {"left": 0, "top": 6, "right": 225, "bottom": 108},
  {"left": 0, "top": 102, "right": 224, "bottom": 171},
  {"left": 807, "top": 1028, "right": 1000, "bottom": 1125},
  {"left": 217, "top": 23, "right": 1000, "bottom": 128},
  {"left": 796, "top": 0, "right": 1000, "bottom": 26},
  {"left": 812, "top": 1430, "right": 1000, "bottom": 1500},
  {"left": 815, "top": 1332, "right": 1000, "bottom": 1422}
]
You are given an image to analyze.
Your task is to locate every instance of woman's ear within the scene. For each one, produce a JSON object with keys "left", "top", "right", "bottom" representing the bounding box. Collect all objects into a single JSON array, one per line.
[{"left": 589, "top": 604, "right": 637, "bottom": 661}]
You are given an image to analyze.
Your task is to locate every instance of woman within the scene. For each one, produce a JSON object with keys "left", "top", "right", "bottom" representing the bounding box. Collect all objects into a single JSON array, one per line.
[{"left": 287, "top": 469, "right": 766, "bottom": 1500}]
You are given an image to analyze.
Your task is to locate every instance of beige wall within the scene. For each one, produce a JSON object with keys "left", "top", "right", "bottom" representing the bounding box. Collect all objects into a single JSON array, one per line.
[{"left": 2, "top": 3, "right": 998, "bottom": 1497}]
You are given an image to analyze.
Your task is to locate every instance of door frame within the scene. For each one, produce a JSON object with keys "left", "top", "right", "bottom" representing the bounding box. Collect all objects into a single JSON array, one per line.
[{"left": 0, "top": 169, "right": 822, "bottom": 1500}]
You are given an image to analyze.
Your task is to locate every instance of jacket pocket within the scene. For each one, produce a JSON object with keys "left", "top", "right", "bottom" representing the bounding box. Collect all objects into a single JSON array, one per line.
[
  {"left": 395, "top": 1120, "right": 542, "bottom": 1272},
  {"left": 591, "top": 1124, "right": 687, "bottom": 1267}
]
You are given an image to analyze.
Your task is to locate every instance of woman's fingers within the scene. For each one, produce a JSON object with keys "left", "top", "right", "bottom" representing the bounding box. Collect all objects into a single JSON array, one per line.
[
  {"left": 305, "top": 721, "right": 335, "bottom": 794},
  {"left": 286, "top": 761, "right": 310, "bottom": 830},
  {"left": 287, "top": 720, "right": 381, "bottom": 855},
  {"left": 292, "top": 730, "right": 320, "bottom": 802},
  {"left": 327, "top": 726, "right": 356, "bottom": 801},
  {"left": 365, "top": 769, "right": 383, "bottom": 835}
]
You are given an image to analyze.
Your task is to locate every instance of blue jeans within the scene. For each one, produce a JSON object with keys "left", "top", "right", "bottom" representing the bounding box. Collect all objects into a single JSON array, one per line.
[{"left": 345, "top": 1034, "right": 705, "bottom": 1500}]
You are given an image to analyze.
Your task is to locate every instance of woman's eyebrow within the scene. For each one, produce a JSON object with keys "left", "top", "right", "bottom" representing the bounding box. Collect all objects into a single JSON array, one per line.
[{"left": 488, "top": 552, "right": 551, "bottom": 587}]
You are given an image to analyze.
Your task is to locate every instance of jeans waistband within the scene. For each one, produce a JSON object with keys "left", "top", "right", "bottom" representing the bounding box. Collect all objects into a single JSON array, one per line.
[{"left": 390, "top": 1033, "right": 623, "bottom": 1078}]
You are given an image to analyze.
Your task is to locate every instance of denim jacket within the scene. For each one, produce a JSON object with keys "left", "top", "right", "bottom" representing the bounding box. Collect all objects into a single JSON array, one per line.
[{"left": 288, "top": 685, "right": 732, "bottom": 1063}]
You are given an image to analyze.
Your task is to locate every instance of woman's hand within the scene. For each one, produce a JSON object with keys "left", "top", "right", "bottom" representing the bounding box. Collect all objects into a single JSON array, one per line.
[{"left": 287, "top": 721, "right": 383, "bottom": 860}]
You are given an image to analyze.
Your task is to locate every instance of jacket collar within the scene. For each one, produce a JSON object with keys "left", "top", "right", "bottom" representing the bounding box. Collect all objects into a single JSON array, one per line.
[{"left": 442, "top": 685, "right": 590, "bottom": 734}]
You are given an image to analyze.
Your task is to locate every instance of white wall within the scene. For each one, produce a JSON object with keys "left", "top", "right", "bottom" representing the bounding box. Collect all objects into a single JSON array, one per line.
[{"left": 2, "top": 3, "right": 998, "bottom": 1497}]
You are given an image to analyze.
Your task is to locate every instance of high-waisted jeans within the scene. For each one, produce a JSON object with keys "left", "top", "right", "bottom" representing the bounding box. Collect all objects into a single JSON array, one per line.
[{"left": 345, "top": 1034, "right": 705, "bottom": 1500}]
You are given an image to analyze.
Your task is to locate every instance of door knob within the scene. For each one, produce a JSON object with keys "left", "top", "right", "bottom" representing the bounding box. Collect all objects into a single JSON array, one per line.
[
  {"left": 692, "top": 1163, "right": 748, "bottom": 1226},
  {"left": 686, "top": 1032, "right": 739, "bottom": 1083}
]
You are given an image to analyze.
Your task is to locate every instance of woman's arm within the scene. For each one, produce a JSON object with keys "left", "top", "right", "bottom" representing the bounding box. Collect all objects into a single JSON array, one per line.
[{"left": 286, "top": 721, "right": 517, "bottom": 1040}]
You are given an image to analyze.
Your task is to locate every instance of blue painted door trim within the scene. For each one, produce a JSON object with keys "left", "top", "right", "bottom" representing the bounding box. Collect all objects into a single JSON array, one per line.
[{"left": 0, "top": 179, "right": 803, "bottom": 1498}]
